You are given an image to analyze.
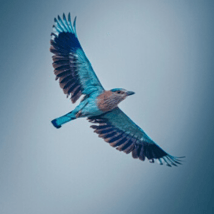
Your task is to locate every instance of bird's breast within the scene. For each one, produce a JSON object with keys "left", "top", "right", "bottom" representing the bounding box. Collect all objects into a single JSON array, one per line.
[{"left": 97, "top": 91, "right": 119, "bottom": 112}]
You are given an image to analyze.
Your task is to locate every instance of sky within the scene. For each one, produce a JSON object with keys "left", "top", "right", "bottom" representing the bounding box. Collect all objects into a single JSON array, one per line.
[{"left": 0, "top": 0, "right": 214, "bottom": 214}]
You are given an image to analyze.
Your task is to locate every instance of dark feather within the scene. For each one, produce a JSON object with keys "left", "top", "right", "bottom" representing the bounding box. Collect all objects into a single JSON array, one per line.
[
  {"left": 52, "top": 55, "right": 67, "bottom": 61},
  {"left": 116, "top": 139, "right": 132, "bottom": 151},
  {"left": 60, "top": 75, "right": 73, "bottom": 84},
  {"left": 99, "top": 131, "right": 117, "bottom": 139},
  {"left": 71, "top": 86, "right": 82, "bottom": 103},
  {"left": 132, "top": 144, "right": 140, "bottom": 159},
  {"left": 145, "top": 145, "right": 152, "bottom": 160},
  {"left": 123, "top": 143, "right": 135, "bottom": 154},
  {"left": 67, "top": 82, "right": 78, "bottom": 94},
  {"left": 53, "top": 61, "right": 69, "bottom": 69},
  {"left": 95, "top": 128, "right": 114, "bottom": 134},
  {"left": 55, "top": 69, "right": 70, "bottom": 78},
  {"left": 54, "top": 64, "right": 70, "bottom": 71},
  {"left": 95, "top": 124, "right": 111, "bottom": 130},
  {"left": 139, "top": 145, "right": 145, "bottom": 161},
  {"left": 109, "top": 136, "right": 127, "bottom": 147},
  {"left": 108, "top": 133, "right": 123, "bottom": 143},
  {"left": 62, "top": 80, "right": 74, "bottom": 89}
]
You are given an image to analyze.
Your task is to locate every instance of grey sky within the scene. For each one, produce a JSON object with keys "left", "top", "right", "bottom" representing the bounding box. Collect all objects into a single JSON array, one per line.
[{"left": 0, "top": 0, "right": 214, "bottom": 214}]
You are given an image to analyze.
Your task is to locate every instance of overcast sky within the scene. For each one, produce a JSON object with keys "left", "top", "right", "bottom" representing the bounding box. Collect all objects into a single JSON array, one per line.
[{"left": 0, "top": 0, "right": 214, "bottom": 214}]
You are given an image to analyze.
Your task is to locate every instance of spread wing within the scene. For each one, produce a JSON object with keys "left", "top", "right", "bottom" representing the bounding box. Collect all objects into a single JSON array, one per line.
[
  {"left": 89, "top": 108, "right": 183, "bottom": 167},
  {"left": 50, "top": 13, "right": 104, "bottom": 103}
]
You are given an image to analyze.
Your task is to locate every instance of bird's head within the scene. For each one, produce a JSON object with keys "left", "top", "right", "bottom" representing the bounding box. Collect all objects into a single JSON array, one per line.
[
  {"left": 110, "top": 88, "right": 135, "bottom": 101},
  {"left": 97, "top": 88, "right": 135, "bottom": 112}
]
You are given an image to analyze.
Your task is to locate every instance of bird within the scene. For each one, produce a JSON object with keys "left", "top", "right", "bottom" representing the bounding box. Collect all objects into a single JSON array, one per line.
[{"left": 50, "top": 13, "right": 184, "bottom": 167}]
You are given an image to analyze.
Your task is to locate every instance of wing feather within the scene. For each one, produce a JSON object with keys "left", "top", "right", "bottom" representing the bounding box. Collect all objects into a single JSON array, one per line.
[
  {"left": 50, "top": 13, "right": 104, "bottom": 103},
  {"left": 89, "top": 107, "right": 184, "bottom": 167}
]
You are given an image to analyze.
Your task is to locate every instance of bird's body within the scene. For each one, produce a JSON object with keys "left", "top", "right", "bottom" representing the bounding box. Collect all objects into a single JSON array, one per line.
[
  {"left": 52, "top": 89, "right": 134, "bottom": 127},
  {"left": 50, "top": 13, "right": 184, "bottom": 167}
]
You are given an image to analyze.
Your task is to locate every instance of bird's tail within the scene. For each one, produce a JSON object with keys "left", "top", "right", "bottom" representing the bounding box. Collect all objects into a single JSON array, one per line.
[{"left": 51, "top": 111, "right": 76, "bottom": 129}]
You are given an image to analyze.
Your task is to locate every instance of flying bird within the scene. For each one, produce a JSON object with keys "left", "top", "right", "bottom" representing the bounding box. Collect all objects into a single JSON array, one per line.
[{"left": 50, "top": 13, "right": 183, "bottom": 167}]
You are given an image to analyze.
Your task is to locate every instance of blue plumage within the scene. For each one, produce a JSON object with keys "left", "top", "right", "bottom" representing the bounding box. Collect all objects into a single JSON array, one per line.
[{"left": 50, "top": 13, "right": 184, "bottom": 167}]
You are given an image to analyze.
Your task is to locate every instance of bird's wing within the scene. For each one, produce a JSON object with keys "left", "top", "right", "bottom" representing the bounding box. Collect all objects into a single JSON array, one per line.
[
  {"left": 89, "top": 107, "right": 183, "bottom": 167},
  {"left": 50, "top": 13, "right": 104, "bottom": 103}
]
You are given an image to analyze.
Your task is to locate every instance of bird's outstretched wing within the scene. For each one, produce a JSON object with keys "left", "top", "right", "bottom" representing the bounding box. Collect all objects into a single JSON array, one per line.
[
  {"left": 50, "top": 13, "right": 104, "bottom": 103},
  {"left": 89, "top": 107, "right": 183, "bottom": 167}
]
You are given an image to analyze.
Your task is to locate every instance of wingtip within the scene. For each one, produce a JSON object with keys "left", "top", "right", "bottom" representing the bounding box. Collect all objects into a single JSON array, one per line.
[
  {"left": 68, "top": 12, "right": 71, "bottom": 22},
  {"left": 178, "top": 156, "right": 186, "bottom": 159},
  {"left": 74, "top": 16, "right": 77, "bottom": 24},
  {"left": 63, "top": 13, "right": 66, "bottom": 20},
  {"left": 73, "top": 16, "right": 77, "bottom": 34},
  {"left": 165, "top": 155, "right": 185, "bottom": 167}
]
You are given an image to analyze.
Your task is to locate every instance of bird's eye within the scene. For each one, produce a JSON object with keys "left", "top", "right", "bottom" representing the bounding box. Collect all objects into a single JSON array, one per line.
[{"left": 117, "top": 91, "right": 121, "bottom": 94}]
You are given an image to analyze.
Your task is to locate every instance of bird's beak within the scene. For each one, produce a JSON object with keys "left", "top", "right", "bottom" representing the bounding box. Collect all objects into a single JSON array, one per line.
[{"left": 126, "top": 91, "right": 135, "bottom": 96}]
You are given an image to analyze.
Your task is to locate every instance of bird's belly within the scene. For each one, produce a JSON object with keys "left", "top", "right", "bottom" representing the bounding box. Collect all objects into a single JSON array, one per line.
[{"left": 81, "top": 100, "right": 103, "bottom": 117}]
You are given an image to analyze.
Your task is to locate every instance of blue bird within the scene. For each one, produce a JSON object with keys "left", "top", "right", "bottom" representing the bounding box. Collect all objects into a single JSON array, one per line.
[{"left": 50, "top": 13, "right": 183, "bottom": 167}]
